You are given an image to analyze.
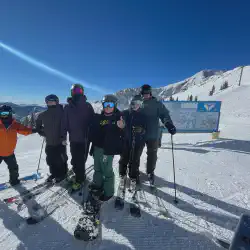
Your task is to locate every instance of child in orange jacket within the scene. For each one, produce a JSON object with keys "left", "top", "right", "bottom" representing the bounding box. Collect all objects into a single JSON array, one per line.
[{"left": 0, "top": 105, "right": 35, "bottom": 185}]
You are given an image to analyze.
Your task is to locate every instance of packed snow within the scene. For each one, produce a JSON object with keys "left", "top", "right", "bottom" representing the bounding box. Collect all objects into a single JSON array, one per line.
[{"left": 1, "top": 67, "right": 250, "bottom": 249}]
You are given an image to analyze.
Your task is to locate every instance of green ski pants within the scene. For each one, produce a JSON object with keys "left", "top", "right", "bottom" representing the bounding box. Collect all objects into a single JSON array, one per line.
[{"left": 92, "top": 147, "right": 114, "bottom": 197}]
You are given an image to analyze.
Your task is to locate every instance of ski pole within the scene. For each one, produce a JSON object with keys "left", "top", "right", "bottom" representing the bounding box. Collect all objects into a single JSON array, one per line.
[
  {"left": 36, "top": 138, "right": 45, "bottom": 177},
  {"left": 171, "top": 135, "right": 178, "bottom": 204}
]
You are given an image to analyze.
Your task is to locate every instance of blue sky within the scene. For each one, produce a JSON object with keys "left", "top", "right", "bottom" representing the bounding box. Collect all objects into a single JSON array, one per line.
[{"left": 1, "top": 0, "right": 250, "bottom": 104}]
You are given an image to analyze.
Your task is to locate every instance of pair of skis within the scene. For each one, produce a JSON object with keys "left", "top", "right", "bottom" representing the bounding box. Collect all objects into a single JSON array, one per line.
[
  {"left": 114, "top": 177, "right": 141, "bottom": 217},
  {"left": 4, "top": 171, "right": 74, "bottom": 225},
  {"left": 0, "top": 172, "right": 43, "bottom": 191},
  {"left": 3, "top": 170, "right": 74, "bottom": 206}
]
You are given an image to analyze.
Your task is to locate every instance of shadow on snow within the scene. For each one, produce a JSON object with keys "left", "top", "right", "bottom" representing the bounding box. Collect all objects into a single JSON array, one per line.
[{"left": 140, "top": 172, "right": 247, "bottom": 233}]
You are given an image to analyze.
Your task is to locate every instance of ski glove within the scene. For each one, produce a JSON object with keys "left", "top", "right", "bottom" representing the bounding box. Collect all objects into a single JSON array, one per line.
[{"left": 165, "top": 123, "right": 176, "bottom": 135}]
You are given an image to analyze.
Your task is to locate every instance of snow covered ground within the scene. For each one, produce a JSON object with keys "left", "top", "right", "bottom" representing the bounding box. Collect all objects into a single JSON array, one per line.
[
  {"left": 0, "top": 125, "right": 249, "bottom": 249},
  {"left": 1, "top": 72, "right": 250, "bottom": 249}
]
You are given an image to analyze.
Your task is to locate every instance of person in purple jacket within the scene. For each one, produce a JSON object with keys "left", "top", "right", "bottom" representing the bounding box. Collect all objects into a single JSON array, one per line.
[{"left": 61, "top": 83, "right": 94, "bottom": 191}]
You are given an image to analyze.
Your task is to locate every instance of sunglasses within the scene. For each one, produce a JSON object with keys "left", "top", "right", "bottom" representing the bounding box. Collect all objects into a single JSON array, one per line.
[
  {"left": 103, "top": 102, "right": 115, "bottom": 108},
  {"left": 72, "top": 87, "right": 83, "bottom": 95},
  {"left": 0, "top": 111, "right": 11, "bottom": 116}
]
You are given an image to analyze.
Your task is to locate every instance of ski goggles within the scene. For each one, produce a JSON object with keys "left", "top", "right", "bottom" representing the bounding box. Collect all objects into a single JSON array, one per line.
[
  {"left": 130, "top": 100, "right": 143, "bottom": 109},
  {"left": 72, "top": 87, "right": 84, "bottom": 95},
  {"left": 141, "top": 89, "right": 151, "bottom": 95},
  {"left": 46, "top": 98, "right": 58, "bottom": 103},
  {"left": 0, "top": 111, "right": 11, "bottom": 117},
  {"left": 103, "top": 102, "right": 115, "bottom": 108}
]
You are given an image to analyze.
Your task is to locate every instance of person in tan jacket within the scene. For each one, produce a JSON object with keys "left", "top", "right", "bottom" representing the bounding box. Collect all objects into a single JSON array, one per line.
[{"left": 0, "top": 105, "right": 35, "bottom": 185}]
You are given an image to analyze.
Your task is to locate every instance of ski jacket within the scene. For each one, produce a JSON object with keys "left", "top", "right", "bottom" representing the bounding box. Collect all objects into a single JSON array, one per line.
[
  {"left": 90, "top": 110, "right": 125, "bottom": 155},
  {"left": 61, "top": 96, "right": 94, "bottom": 143},
  {"left": 36, "top": 104, "right": 65, "bottom": 146},
  {"left": 122, "top": 109, "right": 147, "bottom": 146},
  {"left": 141, "top": 96, "right": 173, "bottom": 140},
  {"left": 0, "top": 119, "right": 32, "bottom": 157}
]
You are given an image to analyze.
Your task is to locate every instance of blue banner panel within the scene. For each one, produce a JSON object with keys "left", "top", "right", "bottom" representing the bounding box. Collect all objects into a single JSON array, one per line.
[{"left": 162, "top": 101, "right": 222, "bottom": 133}]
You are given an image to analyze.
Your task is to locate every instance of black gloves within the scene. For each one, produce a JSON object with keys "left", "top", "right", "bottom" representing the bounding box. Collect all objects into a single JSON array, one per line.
[{"left": 165, "top": 123, "right": 176, "bottom": 135}]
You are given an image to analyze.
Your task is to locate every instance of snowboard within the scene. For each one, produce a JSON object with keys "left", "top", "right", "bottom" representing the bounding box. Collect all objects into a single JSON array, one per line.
[{"left": 74, "top": 190, "right": 102, "bottom": 241}]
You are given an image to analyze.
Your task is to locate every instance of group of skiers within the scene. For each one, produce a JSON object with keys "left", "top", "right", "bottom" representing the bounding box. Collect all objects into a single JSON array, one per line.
[{"left": 0, "top": 83, "right": 176, "bottom": 202}]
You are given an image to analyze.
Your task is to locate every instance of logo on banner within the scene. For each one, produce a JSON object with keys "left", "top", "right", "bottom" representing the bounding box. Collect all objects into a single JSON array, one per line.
[{"left": 204, "top": 103, "right": 216, "bottom": 111}]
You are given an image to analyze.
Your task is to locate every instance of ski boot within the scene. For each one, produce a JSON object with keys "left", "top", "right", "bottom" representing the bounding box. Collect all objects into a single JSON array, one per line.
[
  {"left": 46, "top": 175, "right": 55, "bottom": 183},
  {"left": 129, "top": 179, "right": 137, "bottom": 193},
  {"left": 119, "top": 175, "right": 126, "bottom": 189},
  {"left": 9, "top": 178, "right": 20, "bottom": 186},
  {"left": 147, "top": 173, "right": 155, "bottom": 188}
]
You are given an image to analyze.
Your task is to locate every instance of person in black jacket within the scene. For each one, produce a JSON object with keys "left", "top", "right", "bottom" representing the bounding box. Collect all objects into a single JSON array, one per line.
[
  {"left": 36, "top": 94, "right": 68, "bottom": 183},
  {"left": 90, "top": 95, "right": 125, "bottom": 201},
  {"left": 119, "top": 95, "right": 147, "bottom": 191},
  {"left": 140, "top": 84, "right": 176, "bottom": 185}
]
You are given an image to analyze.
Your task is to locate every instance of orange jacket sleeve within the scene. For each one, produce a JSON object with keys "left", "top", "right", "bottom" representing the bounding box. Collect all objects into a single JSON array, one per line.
[{"left": 16, "top": 122, "right": 33, "bottom": 136}]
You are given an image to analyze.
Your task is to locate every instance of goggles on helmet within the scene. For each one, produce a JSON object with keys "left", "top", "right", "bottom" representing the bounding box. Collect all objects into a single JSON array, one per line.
[
  {"left": 130, "top": 100, "right": 143, "bottom": 109},
  {"left": 72, "top": 87, "right": 83, "bottom": 95},
  {"left": 103, "top": 102, "right": 115, "bottom": 108},
  {"left": 0, "top": 111, "right": 11, "bottom": 117}
]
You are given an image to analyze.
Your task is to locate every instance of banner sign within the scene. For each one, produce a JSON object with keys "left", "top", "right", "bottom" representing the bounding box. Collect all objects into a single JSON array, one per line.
[{"left": 162, "top": 101, "right": 221, "bottom": 133}]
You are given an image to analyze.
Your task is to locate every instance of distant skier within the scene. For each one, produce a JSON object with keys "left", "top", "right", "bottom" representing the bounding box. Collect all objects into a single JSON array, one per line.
[
  {"left": 119, "top": 95, "right": 147, "bottom": 191},
  {"left": 140, "top": 84, "right": 176, "bottom": 186},
  {"left": 89, "top": 94, "right": 125, "bottom": 201},
  {"left": 36, "top": 94, "right": 68, "bottom": 183},
  {"left": 0, "top": 105, "right": 36, "bottom": 185},
  {"left": 61, "top": 84, "right": 94, "bottom": 191}
]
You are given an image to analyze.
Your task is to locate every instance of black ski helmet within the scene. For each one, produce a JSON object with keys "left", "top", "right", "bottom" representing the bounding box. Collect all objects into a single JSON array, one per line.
[
  {"left": 140, "top": 84, "right": 152, "bottom": 95},
  {"left": 0, "top": 105, "right": 13, "bottom": 119},
  {"left": 45, "top": 94, "right": 59, "bottom": 104},
  {"left": 71, "top": 83, "right": 84, "bottom": 96},
  {"left": 102, "top": 94, "right": 118, "bottom": 108}
]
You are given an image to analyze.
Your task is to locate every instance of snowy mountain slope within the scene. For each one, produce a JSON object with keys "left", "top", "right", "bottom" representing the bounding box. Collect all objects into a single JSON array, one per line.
[
  {"left": 114, "top": 66, "right": 249, "bottom": 109},
  {"left": 6, "top": 66, "right": 250, "bottom": 117},
  {"left": 0, "top": 78, "right": 250, "bottom": 249},
  {"left": 173, "top": 66, "right": 250, "bottom": 101}
]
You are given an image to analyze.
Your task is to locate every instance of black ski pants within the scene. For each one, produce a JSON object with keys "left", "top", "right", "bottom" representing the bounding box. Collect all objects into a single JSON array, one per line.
[
  {"left": 145, "top": 139, "right": 158, "bottom": 174},
  {"left": 119, "top": 142, "right": 144, "bottom": 180},
  {"left": 45, "top": 144, "right": 68, "bottom": 179},
  {"left": 70, "top": 142, "right": 89, "bottom": 183},
  {"left": 0, "top": 154, "right": 19, "bottom": 182}
]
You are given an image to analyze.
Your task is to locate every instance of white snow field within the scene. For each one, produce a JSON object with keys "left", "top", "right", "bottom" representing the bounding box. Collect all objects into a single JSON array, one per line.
[{"left": 1, "top": 73, "right": 250, "bottom": 249}]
